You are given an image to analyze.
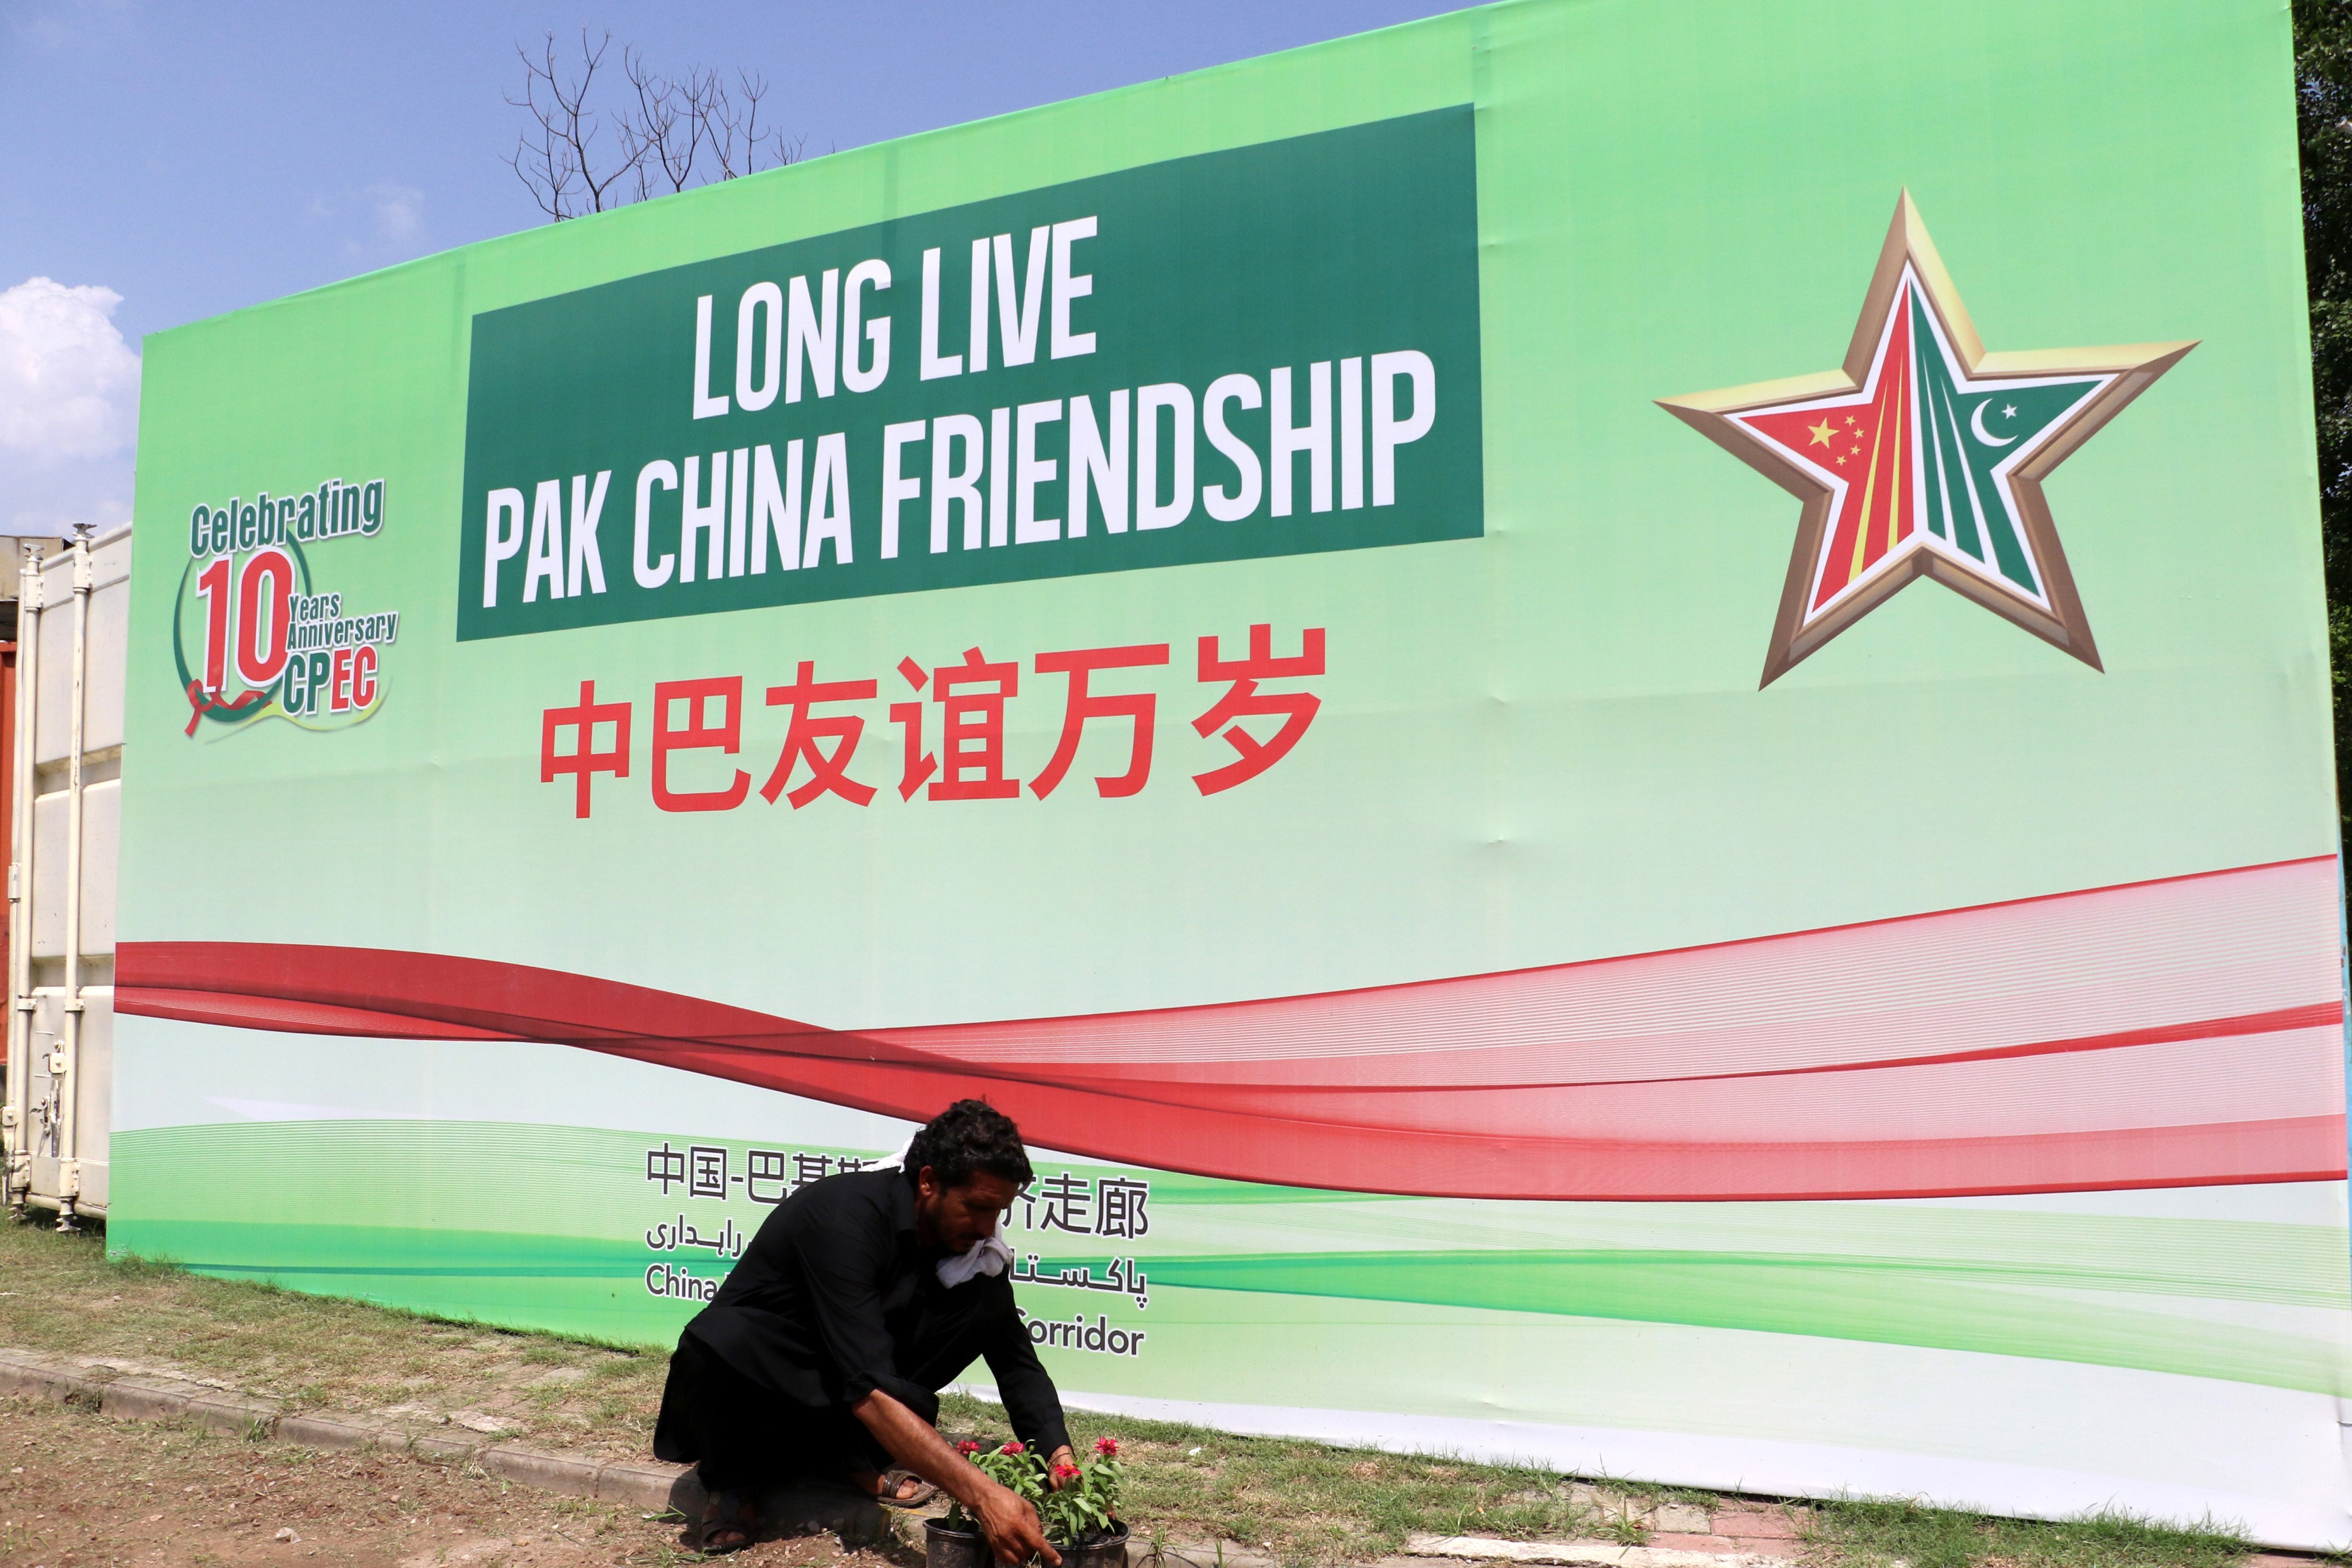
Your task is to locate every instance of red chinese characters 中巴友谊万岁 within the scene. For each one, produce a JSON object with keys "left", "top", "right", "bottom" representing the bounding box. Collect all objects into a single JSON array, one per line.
[{"left": 538, "top": 623, "right": 1325, "bottom": 818}]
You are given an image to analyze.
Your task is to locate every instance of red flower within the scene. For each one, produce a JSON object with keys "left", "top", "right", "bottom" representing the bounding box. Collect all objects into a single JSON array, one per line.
[
  {"left": 1093, "top": 1436, "right": 1121, "bottom": 1457},
  {"left": 956, "top": 1440, "right": 983, "bottom": 1455},
  {"left": 999, "top": 1441, "right": 1026, "bottom": 1455},
  {"left": 1052, "top": 1463, "right": 1082, "bottom": 1482}
]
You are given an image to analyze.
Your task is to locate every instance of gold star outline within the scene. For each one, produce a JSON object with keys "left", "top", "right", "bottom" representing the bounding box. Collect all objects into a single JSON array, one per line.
[{"left": 1655, "top": 191, "right": 2196, "bottom": 688}]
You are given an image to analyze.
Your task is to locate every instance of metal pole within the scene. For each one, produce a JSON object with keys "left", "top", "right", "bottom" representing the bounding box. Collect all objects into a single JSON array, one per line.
[
  {"left": 3, "top": 541, "right": 40, "bottom": 1219},
  {"left": 54, "top": 527, "right": 90, "bottom": 1230}
]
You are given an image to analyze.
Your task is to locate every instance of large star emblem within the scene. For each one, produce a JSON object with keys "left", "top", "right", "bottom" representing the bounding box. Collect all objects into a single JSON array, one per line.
[{"left": 1659, "top": 193, "right": 2195, "bottom": 687}]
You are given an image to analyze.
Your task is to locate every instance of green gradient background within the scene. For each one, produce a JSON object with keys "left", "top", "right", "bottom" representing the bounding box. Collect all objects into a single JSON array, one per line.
[
  {"left": 113, "top": 0, "right": 2348, "bottom": 1509},
  {"left": 123, "top": 0, "right": 2330, "bottom": 1029},
  {"left": 111, "top": 1119, "right": 2352, "bottom": 1396}
]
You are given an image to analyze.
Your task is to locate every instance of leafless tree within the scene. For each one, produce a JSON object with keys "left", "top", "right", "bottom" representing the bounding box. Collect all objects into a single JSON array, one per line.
[{"left": 507, "top": 29, "right": 807, "bottom": 222}]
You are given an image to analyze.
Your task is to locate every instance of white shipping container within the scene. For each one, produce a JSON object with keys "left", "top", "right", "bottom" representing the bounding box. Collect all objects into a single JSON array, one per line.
[{"left": 2, "top": 526, "right": 129, "bottom": 1225}]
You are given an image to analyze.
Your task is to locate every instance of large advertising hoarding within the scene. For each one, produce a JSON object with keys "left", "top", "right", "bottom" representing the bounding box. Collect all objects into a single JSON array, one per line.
[{"left": 115, "top": 0, "right": 2350, "bottom": 1545}]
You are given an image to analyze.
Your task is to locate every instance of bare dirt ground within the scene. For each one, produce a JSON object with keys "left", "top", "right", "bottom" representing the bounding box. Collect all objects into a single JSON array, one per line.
[{"left": 0, "top": 1396, "right": 910, "bottom": 1568}]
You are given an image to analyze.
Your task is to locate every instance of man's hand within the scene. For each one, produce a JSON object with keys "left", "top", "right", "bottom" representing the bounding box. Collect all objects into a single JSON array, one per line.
[
  {"left": 850, "top": 1388, "right": 1062, "bottom": 1567},
  {"left": 972, "top": 1480, "right": 1056, "bottom": 1566},
  {"left": 1046, "top": 1446, "right": 1077, "bottom": 1489}
]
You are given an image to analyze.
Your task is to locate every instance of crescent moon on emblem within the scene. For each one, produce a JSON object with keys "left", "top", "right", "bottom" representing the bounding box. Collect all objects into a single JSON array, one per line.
[{"left": 1970, "top": 399, "right": 2017, "bottom": 447}]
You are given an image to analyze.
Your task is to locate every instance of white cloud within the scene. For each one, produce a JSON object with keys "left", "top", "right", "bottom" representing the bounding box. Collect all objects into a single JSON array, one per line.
[
  {"left": 9, "top": 0, "right": 136, "bottom": 51},
  {"left": 0, "top": 276, "right": 140, "bottom": 536},
  {"left": 370, "top": 183, "right": 424, "bottom": 244},
  {"left": 307, "top": 182, "right": 430, "bottom": 258},
  {"left": 0, "top": 277, "right": 139, "bottom": 457}
]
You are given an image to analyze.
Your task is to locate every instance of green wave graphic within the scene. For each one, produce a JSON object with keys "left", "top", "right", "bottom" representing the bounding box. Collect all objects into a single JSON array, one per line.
[
  {"left": 1127, "top": 1250, "right": 2350, "bottom": 1395},
  {"left": 107, "top": 1122, "right": 2352, "bottom": 1392}
]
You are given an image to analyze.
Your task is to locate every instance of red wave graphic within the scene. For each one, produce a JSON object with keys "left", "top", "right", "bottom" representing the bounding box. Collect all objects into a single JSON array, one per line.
[{"left": 117, "top": 858, "right": 2349, "bottom": 1202}]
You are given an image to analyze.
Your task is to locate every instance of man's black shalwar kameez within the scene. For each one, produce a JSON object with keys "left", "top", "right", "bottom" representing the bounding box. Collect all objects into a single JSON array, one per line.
[{"left": 654, "top": 1165, "right": 1071, "bottom": 1492}]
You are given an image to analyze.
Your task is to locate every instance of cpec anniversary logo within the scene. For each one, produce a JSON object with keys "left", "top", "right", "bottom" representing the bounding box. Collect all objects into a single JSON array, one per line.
[
  {"left": 171, "top": 476, "right": 403, "bottom": 736},
  {"left": 1661, "top": 193, "right": 2195, "bottom": 686}
]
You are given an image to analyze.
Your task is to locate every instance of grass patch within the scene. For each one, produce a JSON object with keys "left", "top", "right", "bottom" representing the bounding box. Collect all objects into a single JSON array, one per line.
[
  {"left": 939, "top": 1392, "right": 1624, "bottom": 1564},
  {"left": 0, "top": 1214, "right": 2295, "bottom": 1568},
  {"left": 0, "top": 1210, "right": 667, "bottom": 1456},
  {"left": 1802, "top": 1496, "right": 2254, "bottom": 1568}
]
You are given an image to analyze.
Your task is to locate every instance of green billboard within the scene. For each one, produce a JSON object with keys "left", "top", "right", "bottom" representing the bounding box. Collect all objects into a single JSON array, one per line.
[{"left": 113, "top": 0, "right": 2350, "bottom": 1546}]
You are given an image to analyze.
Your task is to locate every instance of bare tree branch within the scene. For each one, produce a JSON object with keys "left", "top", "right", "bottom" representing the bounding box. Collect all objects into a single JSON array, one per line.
[
  {"left": 507, "top": 33, "right": 808, "bottom": 223},
  {"left": 503, "top": 33, "right": 580, "bottom": 221}
]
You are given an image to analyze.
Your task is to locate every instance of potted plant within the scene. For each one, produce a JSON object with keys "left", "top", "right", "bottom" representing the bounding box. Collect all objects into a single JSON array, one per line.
[
  {"left": 1039, "top": 1437, "right": 1127, "bottom": 1564},
  {"left": 927, "top": 1437, "right": 1131, "bottom": 1568}
]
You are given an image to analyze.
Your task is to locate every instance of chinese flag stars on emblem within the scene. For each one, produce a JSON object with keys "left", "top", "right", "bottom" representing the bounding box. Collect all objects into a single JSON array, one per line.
[
  {"left": 1658, "top": 192, "right": 2196, "bottom": 687},
  {"left": 1737, "top": 298, "right": 1919, "bottom": 614}
]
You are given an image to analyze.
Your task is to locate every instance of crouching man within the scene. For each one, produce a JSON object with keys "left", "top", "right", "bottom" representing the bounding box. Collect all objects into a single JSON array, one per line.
[{"left": 654, "top": 1100, "right": 1074, "bottom": 1560}]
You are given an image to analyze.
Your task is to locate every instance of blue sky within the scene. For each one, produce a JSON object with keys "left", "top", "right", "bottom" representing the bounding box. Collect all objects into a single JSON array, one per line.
[{"left": 0, "top": 0, "right": 1474, "bottom": 534}]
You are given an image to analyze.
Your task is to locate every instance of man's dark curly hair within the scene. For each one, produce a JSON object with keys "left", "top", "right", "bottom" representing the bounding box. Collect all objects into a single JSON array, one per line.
[{"left": 905, "top": 1099, "right": 1034, "bottom": 1188}]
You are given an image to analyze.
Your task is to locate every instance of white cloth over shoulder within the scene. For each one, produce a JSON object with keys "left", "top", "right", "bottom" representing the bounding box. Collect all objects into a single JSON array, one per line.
[{"left": 875, "top": 1136, "right": 1013, "bottom": 1288}]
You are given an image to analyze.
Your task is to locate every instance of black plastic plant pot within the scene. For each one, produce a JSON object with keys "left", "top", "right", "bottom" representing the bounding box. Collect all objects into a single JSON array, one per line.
[
  {"left": 1060, "top": 1520, "right": 1131, "bottom": 1568},
  {"left": 925, "top": 1519, "right": 991, "bottom": 1568},
  {"left": 925, "top": 1518, "right": 1131, "bottom": 1568}
]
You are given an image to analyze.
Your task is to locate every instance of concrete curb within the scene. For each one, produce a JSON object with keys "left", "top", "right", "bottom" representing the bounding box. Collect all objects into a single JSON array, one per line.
[
  {"left": 1129, "top": 1540, "right": 1281, "bottom": 1568},
  {"left": 0, "top": 1350, "right": 76, "bottom": 1402},
  {"left": 0, "top": 1347, "right": 694, "bottom": 1515},
  {"left": 1405, "top": 1536, "right": 1796, "bottom": 1568}
]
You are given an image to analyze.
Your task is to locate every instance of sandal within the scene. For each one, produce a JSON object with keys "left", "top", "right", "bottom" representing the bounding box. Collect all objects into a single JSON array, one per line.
[
  {"left": 699, "top": 1489, "right": 756, "bottom": 1554},
  {"left": 862, "top": 1467, "right": 939, "bottom": 1509}
]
